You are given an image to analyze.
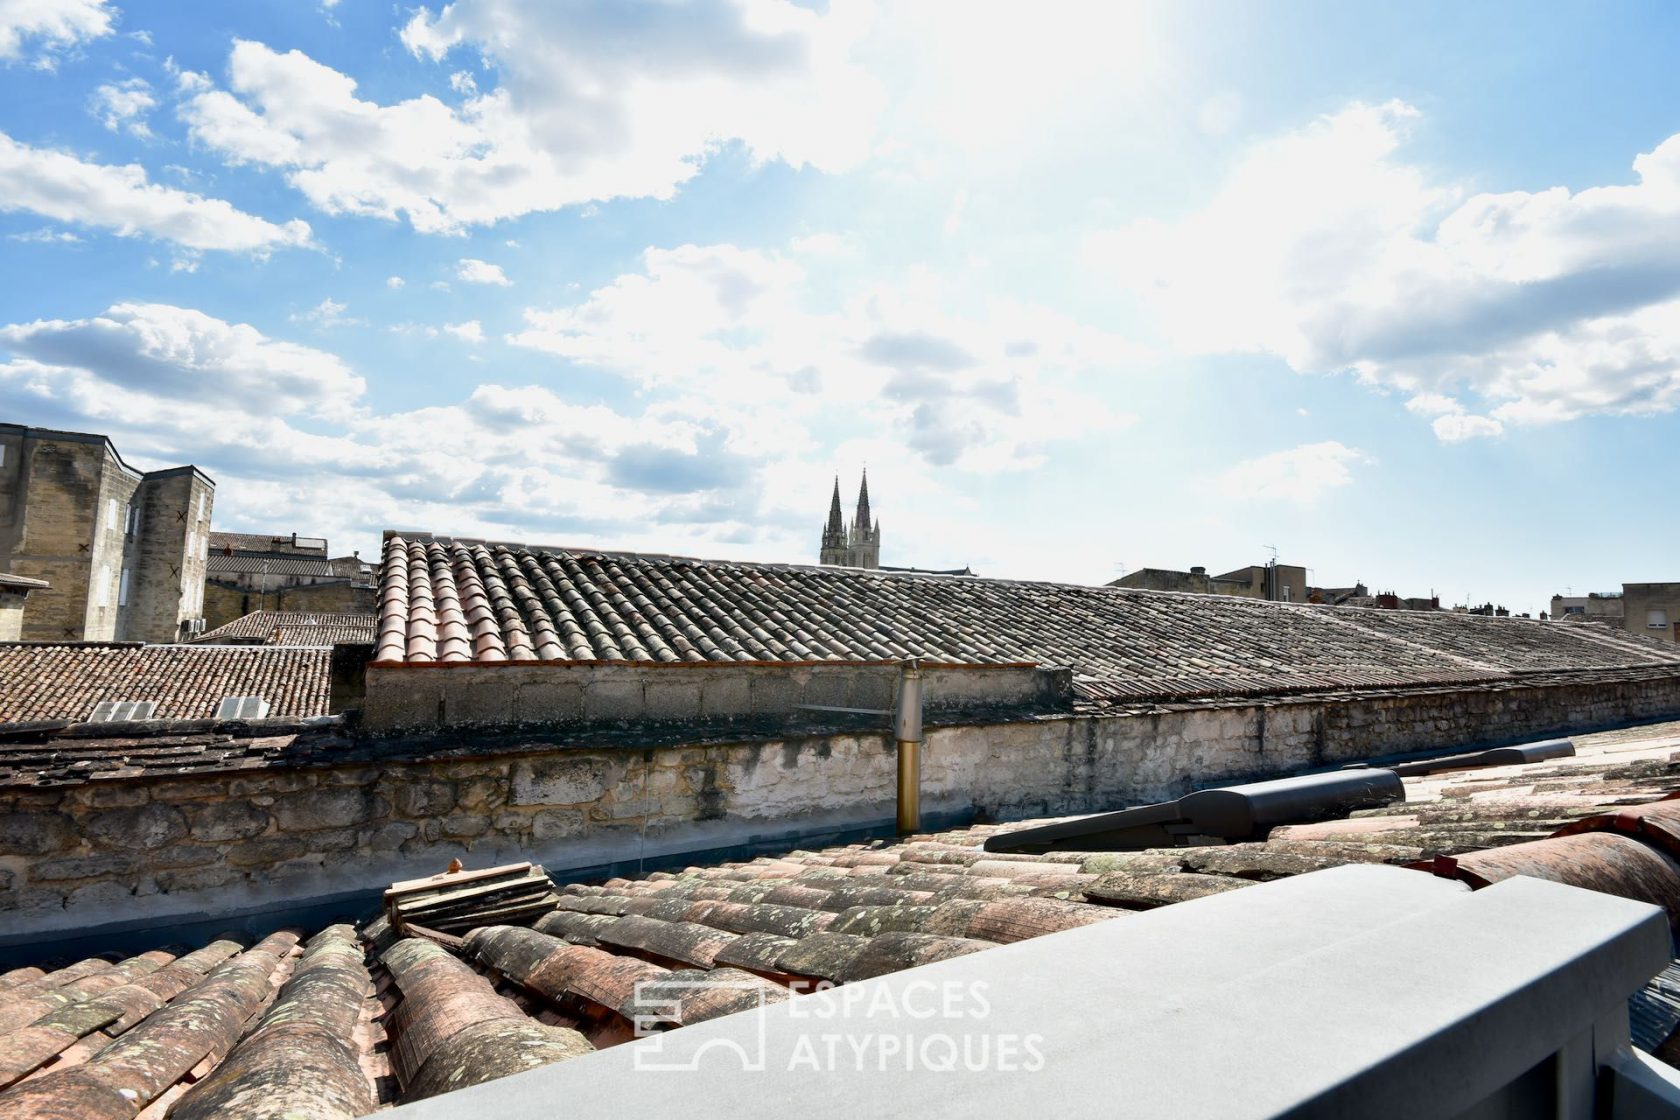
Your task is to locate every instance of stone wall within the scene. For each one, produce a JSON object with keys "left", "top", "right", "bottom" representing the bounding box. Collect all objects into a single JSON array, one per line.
[
  {"left": 362, "top": 661, "right": 1071, "bottom": 734},
  {"left": 203, "top": 578, "right": 375, "bottom": 631},
  {"left": 0, "top": 592, "right": 23, "bottom": 642},
  {"left": 5, "top": 668, "right": 1680, "bottom": 947}
]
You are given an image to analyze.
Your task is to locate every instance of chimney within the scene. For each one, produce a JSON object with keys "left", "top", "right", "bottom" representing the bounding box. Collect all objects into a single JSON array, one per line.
[{"left": 1190, "top": 566, "right": 1206, "bottom": 576}]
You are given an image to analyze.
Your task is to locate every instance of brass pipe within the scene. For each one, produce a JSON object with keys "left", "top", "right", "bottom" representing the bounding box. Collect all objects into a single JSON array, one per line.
[{"left": 897, "top": 737, "right": 921, "bottom": 834}]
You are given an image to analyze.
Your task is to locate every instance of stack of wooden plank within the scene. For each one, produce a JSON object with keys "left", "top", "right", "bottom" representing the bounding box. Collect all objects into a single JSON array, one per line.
[{"left": 383, "top": 862, "right": 560, "bottom": 948}]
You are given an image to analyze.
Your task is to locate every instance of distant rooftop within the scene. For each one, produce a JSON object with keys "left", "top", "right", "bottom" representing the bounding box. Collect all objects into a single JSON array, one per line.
[
  {"left": 0, "top": 643, "right": 332, "bottom": 723},
  {"left": 375, "top": 534, "right": 1680, "bottom": 704},
  {"left": 192, "top": 609, "right": 376, "bottom": 647}
]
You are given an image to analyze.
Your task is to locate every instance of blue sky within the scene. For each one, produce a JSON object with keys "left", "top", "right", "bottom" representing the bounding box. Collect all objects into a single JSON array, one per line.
[{"left": 2, "top": 0, "right": 1678, "bottom": 615}]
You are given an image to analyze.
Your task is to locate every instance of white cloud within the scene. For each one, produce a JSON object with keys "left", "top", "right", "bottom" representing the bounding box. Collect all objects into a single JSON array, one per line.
[
  {"left": 0, "top": 129, "right": 314, "bottom": 252},
  {"left": 456, "top": 257, "right": 510, "bottom": 286},
  {"left": 7, "top": 226, "right": 80, "bottom": 243},
  {"left": 1, "top": 302, "right": 364, "bottom": 420},
  {"left": 0, "top": 0, "right": 113, "bottom": 64},
  {"left": 386, "top": 275, "right": 404, "bottom": 289},
  {"left": 180, "top": 6, "right": 883, "bottom": 232},
  {"left": 89, "top": 77, "right": 156, "bottom": 136},
  {"left": 290, "top": 297, "right": 360, "bottom": 329},
  {"left": 510, "top": 240, "right": 1141, "bottom": 471},
  {"left": 1092, "top": 102, "right": 1680, "bottom": 440},
  {"left": 0, "top": 300, "right": 800, "bottom": 558},
  {"left": 443, "top": 320, "right": 484, "bottom": 343},
  {"left": 1430, "top": 412, "right": 1504, "bottom": 443},
  {"left": 1217, "top": 441, "right": 1370, "bottom": 505}
]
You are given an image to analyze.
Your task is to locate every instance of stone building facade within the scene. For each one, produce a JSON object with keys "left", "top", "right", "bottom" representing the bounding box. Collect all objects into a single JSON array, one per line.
[
  {"left": 1624, "top": 583, "right": 1680, "bottom": 645},
  {"left": 0, "top": 424, "right": 212, "bottom": 642},
  {"left": 0, "top": 573, "right": 48, "bottom": 641},
  {"left": 1114, "top": 560, "right": 1309, "bottom": 602},
  {"left": 819, "top": 474, "right": 881, "bottom": 569},
  {"left": 201, "top": 532, "right": 375, "bottom": 630}
]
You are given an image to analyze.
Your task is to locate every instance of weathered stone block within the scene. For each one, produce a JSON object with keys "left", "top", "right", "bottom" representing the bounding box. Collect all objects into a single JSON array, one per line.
[
  {"left": 531, "top": 808, "right": 583, "bottom": 840},
  {"left": 515, "top": 679, "right": 586, "bottom": 724},
  {"left": 584, "top": 679, "right": 645, "bottom": 721},
  {"left": 155, "top": 865, "right": 242, "bottom": 894},
  {"left": 642, "top": 679, "right": 703, "bottom": 721},
  {"left": 80, "top": 785, "right": 151, "bottom": 808},
  {"left": 228, "top": 772, "right": 316, "bottom": 796},
  {"left": 392, "top": 780, "right": 457, "bottom": 818},
  {"left": 694, "top": 674, "right": 748, "bottom": 718},
  {"left": 87, "top": 804, "right": 188, "bottom": 850},
  {"left": 151, "top": 844, "right": 223, "bottom": 870},
  {"left": 0, "top": 811, "right": 77, "bottom": 855},
  {"left": 363, "top": 821, "right": 419, "bottom": 851},
  {"left": 227, "top": 836, "right": 308, "bottom": 867},
  {"left": 510, "top": 757, "right": 619, "bottom": 806},
  {"left": 440, "top": 815, "right": 489, "bottom": 838},
  {"left": 189, "top": 801, "right": 271, "bottom": 842},
  {"left": 749, "top": 672, "right": 798, "bottom": 715},
  {"left": 272, "top": 789, "right": 387, "bottom": 831},
  {"left": 31, "top": 852, "right": 142, "bottom": 882},
  {"left": 455, "top": 778, "right": 506, "bottom": 812}
]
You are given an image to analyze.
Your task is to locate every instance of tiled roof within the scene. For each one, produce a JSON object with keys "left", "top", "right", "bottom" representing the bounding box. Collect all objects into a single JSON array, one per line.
[
  {"left": 374, "top": 535, "right": 1680, "bottom": 702},
  {"left": 206, "top": 554, "right": 338, "bottom": 578},
  {"left": 2, "top": 721, "right": 1679, "bottom": 1114},
  {"left": 0, "top": 644, "right": 332, "bottom": 723},
  {"left": 208, "top": 532, "right": 328, "bottom": 556},
  {"left": 192, "top": 610, "right": 377, "bottom": 647}
]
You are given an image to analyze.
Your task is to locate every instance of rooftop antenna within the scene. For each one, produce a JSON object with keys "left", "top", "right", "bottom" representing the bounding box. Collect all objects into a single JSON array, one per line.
[{"left": 1263, "top": 544, "right": 1279, "bottom": 562}]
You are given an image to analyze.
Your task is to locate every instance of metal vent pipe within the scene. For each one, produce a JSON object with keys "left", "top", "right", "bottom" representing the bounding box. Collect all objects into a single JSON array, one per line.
[{"left": 894, "top": 659, "right": 923, "bottom": 834}]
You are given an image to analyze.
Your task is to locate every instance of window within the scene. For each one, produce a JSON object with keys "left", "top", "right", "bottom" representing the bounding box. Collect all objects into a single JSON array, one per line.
[
  {"left": 215, "top": 696, "right": 270, "bottom": 720},
  {"left": 118, "top": 569, "right": 130, "bottom": 607},
  {"left": 106, "top": 497, "right": 118, "bottom": 531},
  {"left": 0, "top": 444, "right": 6, "bottom": 466},
  {"left": 96, "top": 565, "right": 110, "bottom": 607},
  {"left": 89, "top": 700, "right": 157, "bottom": 722},
  {"left": 1651, "top": 609, "right": 1671, "bottom": 630},
  {"left": 198, "top": 492, "right": 208, "bottom": 521}
]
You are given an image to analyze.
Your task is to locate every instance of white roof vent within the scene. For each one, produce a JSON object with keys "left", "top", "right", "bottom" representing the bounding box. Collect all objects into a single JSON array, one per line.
[
  {"left": 215, "top": 695, "right": 270, "bottom": 720},
  {"left": 89, "top": 700, "right": 158, "bottom": 722}
]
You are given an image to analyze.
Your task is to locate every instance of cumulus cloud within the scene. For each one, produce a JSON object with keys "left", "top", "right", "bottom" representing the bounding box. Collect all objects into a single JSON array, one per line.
[
  {"left": 290, "top": 297, "right": 360, "bottom": 330},
  {"left": 0, "top": 0, "right": 113, "bottom": 65},
  {"left": 0, "top": 129, "right": 314, "bottom": 252},
  {"left": 1092, "top": 102, "right": 1680, "bottom": 440},
  {"left": 511, "top": 240, "right": 1140, "bottom": 471},
  {"left": 1218, "top": 441, "right": 1370, "bottom": 505},
  {"left": 180, "top": 7, "right": 882, "bottom": 232},
  {"left": 443, "top": 320, "right": 484, "bottom": 343},
  {"left": 386, "top": 275, "right": 404, "bottom": 289},
  {"left": 0, "top": 301, "right": 793, "bottom": 556},
  {"left": 456, "top": 258, "right": 510, "bottom": 286},
  {"left": 1, "top": 302, "right": 365, "bottom": 419},
  {"left": 89, "top": 77, "right": 156, "bottom": 136}
]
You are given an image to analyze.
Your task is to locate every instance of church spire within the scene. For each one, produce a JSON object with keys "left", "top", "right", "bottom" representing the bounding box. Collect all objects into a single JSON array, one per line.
[
  {"left": 819, "top": 471, "right": 881, "bottom": 569},
  {"left": 826, "top": 476, "right": 844, "bottom": 535}
]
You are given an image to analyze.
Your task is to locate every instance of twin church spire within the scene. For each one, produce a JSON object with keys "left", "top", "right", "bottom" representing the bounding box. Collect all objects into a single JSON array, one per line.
[{"left": 819, "top": 472, "right": 881, "bottom": 569}]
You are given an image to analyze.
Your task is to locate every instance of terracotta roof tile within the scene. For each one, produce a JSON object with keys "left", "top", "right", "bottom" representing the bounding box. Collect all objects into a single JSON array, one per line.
[
  {"left": 0, "top": 644, "right": 333, "bottom": 723},
  {"left": 374, "top": 535, "right": 1680, "bottom": 702},
  {"left": 5, "top": 722, "right": 1680, "bottom": 1114},
  {"left": 191, "top": 611, "right": 376, "bottom": 647}
]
